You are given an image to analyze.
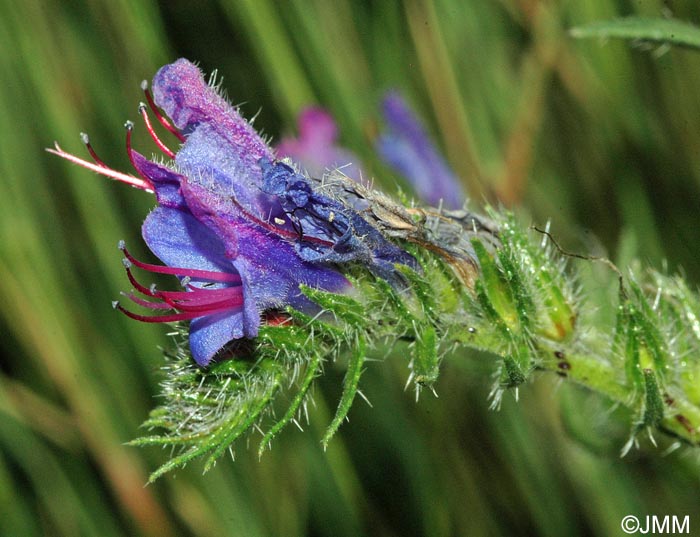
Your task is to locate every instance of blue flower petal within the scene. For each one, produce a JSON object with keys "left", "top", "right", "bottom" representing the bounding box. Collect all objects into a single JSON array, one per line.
[
  {"left": 175, "top": 125, "right": 283, "bottom": 220},
  {"left": 189, "top": 311, "right": 244, "bottom": 366},
  {"left": 152, "top": 59, "right": 272, "bottom": 180},
  {"left": 141, "top": 206, "right": 232, "bottom": 275}
]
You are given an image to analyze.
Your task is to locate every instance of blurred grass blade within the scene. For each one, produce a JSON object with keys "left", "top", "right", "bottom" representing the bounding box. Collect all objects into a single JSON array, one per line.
[{"left": 570, "top": 17, "right": 700, "bottom": 50}]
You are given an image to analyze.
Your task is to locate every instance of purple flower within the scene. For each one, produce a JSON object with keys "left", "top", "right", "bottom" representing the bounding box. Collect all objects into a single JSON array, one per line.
[
  {"left": 276, "top": 107, "right": 362, "bottom": 181},
  {"left": 50, "top": 59, "right": 416, "bottom": 366},
  {"left": 377, "top": 92, "right": 465, "bottom": 209}
]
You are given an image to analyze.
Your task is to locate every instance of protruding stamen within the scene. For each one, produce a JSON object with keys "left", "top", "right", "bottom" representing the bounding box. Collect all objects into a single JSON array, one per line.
[
  {"left": 124, "top": 264, "right": 157, "bottom": 297},
  {"left": 115, "top": 302, "right": 235, "bottom": 323},
  {"left": 46, "top": 142, "right": 153, "bottom": 192},
  {"left": 142, "top": 80, "right": 186, "bottom": 142},
  {"left": 138, "top": 102, "right": 176, "bottom": 159},
  {"left": 120, "top": 243, "right": 242, "bottom": 283},
  {"left": 124, "top": 121, "right": 155, "bottom": 190},
  {"left": 123, "top": 266, "right": 244, "bottom": 313},
  {"left": 80, "top": 132, "right": 109, "bottom": 167},
  {"left": 123, "top": 292, "right": 171, "bottom": 310}
]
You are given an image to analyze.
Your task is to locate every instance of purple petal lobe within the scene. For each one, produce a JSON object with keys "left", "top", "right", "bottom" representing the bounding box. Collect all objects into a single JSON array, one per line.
[
  {"left": 377, "top": 92, "right": 465, "bottom": 209},
  {"left": 175, "top": 124, "right": 283, "bottom": 220},
  {"left": 189, "top": 311, "right": 244, "bottom": 366},
  {"left": 152, "top": 59, "right": 272, "bottom": 168},
  {"left": 141, "top": 206, "right": 233, "bottom": 275},
  {"left": 131, "top": 151, "right": 185, "bottom": 209}
]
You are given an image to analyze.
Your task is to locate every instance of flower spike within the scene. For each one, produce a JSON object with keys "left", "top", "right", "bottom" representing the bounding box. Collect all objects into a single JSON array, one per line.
[{"left": 53, "top": 58, "right": 700, "bottom": 483}]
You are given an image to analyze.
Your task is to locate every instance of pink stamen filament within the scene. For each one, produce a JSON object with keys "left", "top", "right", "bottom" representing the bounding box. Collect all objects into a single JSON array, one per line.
[
  {"left": 46, "top": 142, "right": 154, "bottom": 192},
  {"left": 121, "top": 244, "right": 242, "bottom": 283},
  {"left": 116, "top": 303, "right": 236, "bottom": 323},
  {"left": 126, "top": 288, "right": 244, "bottom": 312},
  {"left": 124, "top": 293, "right": 172, "bottom": 309},
  {"left": 121, "top": 264, "right": 245, "bottom": 322},
  {"left": 142, "top": 81, "right": 186, "bottom": 142},
  {"left": 139, "top": 103, "right": 176, "bottom": 159},
  {"left": 125, "top": 265, "right": 245, "bottom": 310}
]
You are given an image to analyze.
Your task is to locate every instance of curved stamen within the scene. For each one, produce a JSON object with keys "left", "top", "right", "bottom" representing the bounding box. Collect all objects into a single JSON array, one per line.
[
  {"left": 123, "top": 292, "right": 172, "bottom": 309},
  {"left": 115, "top": 302, "right": 236, "bottom": 323},
  {"left": 124, "top": 264, "right": 160, "bottom": 297},
  {"left": 124, "top": 121, "right": 155, "bottom": 190},
  {"left": 162, "top": 295, "right": 244, "bottom": 313},
  {"left": 120, "top": 243, "right": 242, "bottom": 283},
  {"left": 46, "top": 142, "right": 154, "bottom": 192},
  {"left": 125, "top": 268, "right": 243, "bottom": 311},
  {"left": 138, "top": 103, "right": 176, "bottom": 159},
  {"left": 80, "top": 132, "right": 108, "bottom": 167},
  {"left": 158, "top": 286, "right": 243, "bottom": 302},
  {"left": 141, "top": 80, "right": 186, "bottom": 142}
]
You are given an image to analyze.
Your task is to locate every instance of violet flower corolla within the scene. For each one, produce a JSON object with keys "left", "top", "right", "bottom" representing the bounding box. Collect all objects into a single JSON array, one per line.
[
  {"left": 49, "top": 59, "right": 415, "bottom": 366},
  {"left": 377, "top": 92, "right": 465, "bottom": 209},
  {"left": 276, "top": 107, "right": 362, "bottom": 181}
]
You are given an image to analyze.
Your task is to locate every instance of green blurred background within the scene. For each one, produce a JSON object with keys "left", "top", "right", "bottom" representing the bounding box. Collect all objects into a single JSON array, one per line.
[{"left": 2, "top": 0, "right": 700, "bottom": 535}]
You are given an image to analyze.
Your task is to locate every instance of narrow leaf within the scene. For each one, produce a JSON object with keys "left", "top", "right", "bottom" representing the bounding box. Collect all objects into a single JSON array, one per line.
[{"left": 570, "top": 17, "right": 700, "bottom": 51}]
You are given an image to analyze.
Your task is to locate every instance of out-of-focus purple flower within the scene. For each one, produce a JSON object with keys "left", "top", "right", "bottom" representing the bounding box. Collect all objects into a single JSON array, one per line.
[
  {"left": 50, "top": 59, "right": 415, "bottom": 366},
  {"left": 276, "top": 107, "right": 362, "bottom": 181},
  {"left": 377, "top": 92, "right": 465, "bottom": 209}
]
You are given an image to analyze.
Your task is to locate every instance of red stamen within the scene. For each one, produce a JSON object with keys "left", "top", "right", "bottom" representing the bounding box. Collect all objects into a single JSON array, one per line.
[
  {"left": 115, "top": 302, "right": 235, "bottom": 323},
  {"left": 120, "top": 243, "right": 242, "bottom": 283},
  {"left": 124, "top": 293, "right": 172, "bottom": 309},
  {"left": 142, "top": 80, "right": 186, "bottom": 142},
  {"left": 80, "top": 132, "right": 108, "bottom": 167},
  {"left": 139, "top": 103, "right": 176, "bottom": 159},
  {"left": 124, "top": 264, "right": 158, "bottom": 297},
  {"left": 163, "top": 295, "right": 244, "bottom": 313},
  {"left": 124, "top": 121, "right": 154, "bottom": 190},
  {"left": 46, "top": 142, "right": 154, "bottom": 192},
  {"left": 264, "top": 311, "right": 293, "bottom": 326},
  {"left": 157, "top": 285, "right": 244, "bottom": 302},
  {"left": 124, "top": 269, "right": 243, "bottom": 311}
]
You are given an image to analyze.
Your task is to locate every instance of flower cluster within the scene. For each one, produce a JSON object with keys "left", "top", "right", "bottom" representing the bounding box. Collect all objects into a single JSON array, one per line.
[{"left": 50, "top": 59, "right": 424, "bottom": 365}]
